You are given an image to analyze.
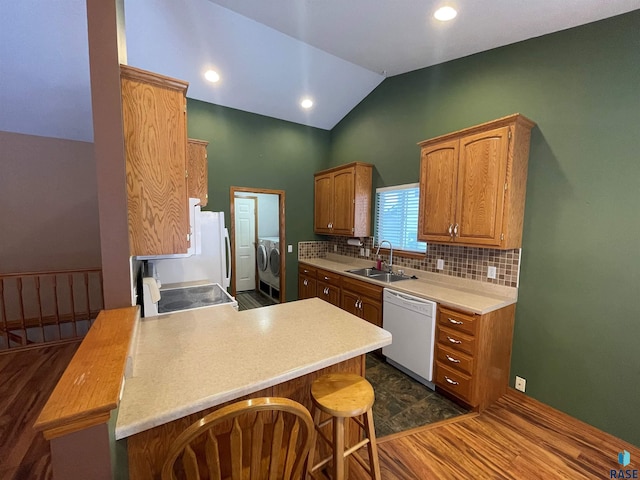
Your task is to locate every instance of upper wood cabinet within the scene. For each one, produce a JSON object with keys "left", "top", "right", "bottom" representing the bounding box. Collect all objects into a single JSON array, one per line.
[
  {"left": 314, "top": 162, "right": 373, "bottom": 237},
  {"left": 121, "top": 65, "right": 189, "bottom": 256},
  {"left": 187, "top": 139, "right": 209, "bottom": 207},
  {"left": 418, "top": 114, "right": 535, "bottom": 249}
]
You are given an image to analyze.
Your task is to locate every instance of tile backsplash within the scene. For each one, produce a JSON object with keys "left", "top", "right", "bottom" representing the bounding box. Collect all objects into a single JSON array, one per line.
[{"left": 299, "top": 237, "right": 521, "bottom": 288}]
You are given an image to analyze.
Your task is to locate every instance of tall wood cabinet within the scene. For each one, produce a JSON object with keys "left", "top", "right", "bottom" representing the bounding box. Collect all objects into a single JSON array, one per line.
[
  {"left": 314, "top": 162, "right": 373, "bottom": 237},
  {"left": 187, "top": 139, "right": 209, "bottom": 207},
  {"left": 418, "top": 114, "right": 535, "bottom": 249},
  {"left": 121, "top": 65, "right": 189, "bottom": 256}
]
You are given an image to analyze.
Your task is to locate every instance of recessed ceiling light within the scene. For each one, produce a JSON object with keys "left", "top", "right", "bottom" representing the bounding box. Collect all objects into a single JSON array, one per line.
[
  {"left": 301, "top": 98, "right": 313, "bottom": 109},
  {"left": 204, "top": 70, "right": 220, "bottom": 83},
  {"left": 434, "top": 6, "right": 457, "bottom": 21}
]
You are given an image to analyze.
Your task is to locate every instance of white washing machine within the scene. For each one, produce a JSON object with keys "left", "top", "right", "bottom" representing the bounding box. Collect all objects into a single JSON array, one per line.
[
  {"left": 257, "top": 238, "right": 279, "bottom": 301},
  {"left": 257, "top": 239, "right": 270, "bottom": 287}
]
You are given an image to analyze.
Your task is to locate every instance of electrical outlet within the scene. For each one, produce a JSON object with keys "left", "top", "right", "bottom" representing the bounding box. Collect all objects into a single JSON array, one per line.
[
  {"left": 360, "top": 248, "right": 365, "bottom": 257},
  {"left": 287, "top": 244, "right": 293, "bottom": 253},
  {"left": 437, "top": 259, "right": 444, "bottom": 270},
  {"left": 515, "top": 376, "right": 526, "bottom": 392},
  {"left": 365, "top": 248, "right": 370, "bottom": 257},
  {"left": 487, "top": 266, "right": 497, "bottom": 279}
]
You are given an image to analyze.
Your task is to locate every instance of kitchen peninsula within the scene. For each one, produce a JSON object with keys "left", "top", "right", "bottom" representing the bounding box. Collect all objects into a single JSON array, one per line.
[{"left": 119, "top": 297, "right": 391, "bottom": 478}]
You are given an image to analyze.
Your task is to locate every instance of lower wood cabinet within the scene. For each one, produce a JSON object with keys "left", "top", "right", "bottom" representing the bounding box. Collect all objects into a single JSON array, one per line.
[
  {"left": 340, "top": 277, "right": 383, "bottom": 328},
  {"left": 315, "top": 268, "right": 342, "bottom": 307},
  {"left": 433, "top": 304, "right": 515, "bottom": 411},
  {"left": 298, "top": 265, "right": 317, "bottom": 300}
]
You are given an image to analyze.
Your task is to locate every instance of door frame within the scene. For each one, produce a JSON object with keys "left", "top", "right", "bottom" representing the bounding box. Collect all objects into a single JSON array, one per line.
[{"left": 229, "top": 186, "right": 286, "bottom": 301}]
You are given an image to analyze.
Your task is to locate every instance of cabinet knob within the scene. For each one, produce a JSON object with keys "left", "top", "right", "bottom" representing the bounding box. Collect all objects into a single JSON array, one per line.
[
  {"left": 323, "top": 276, "right": 329, "bottom": 280},
  {"left": 447, "top": 336, "right": 462, "bottom": 344},
  {"left": 446, "top": 354, "right": 461, "bottom": 363},
  {"left": 444, "top": 376, "right": 459, "bottom": 386},
  {"left": 448, "top": 318, "right": 463, "bottom": 325}
]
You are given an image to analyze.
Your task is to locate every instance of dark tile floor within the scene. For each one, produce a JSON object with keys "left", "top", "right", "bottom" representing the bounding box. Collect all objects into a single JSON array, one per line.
[
  {"left": 365, "top": 354, "right": 467, "bottom": 437},
  {"left": 235, "top": 291, "right": 467, "bottom": 437}
]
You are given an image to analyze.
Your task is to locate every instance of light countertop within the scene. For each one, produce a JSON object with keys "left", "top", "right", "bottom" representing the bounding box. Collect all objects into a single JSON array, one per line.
[
  {"left": 300, "top": 254, "right": 517, "bottom": 315},
  {"left": 115, "top": 298, "right": 391, "bottom": 440}
]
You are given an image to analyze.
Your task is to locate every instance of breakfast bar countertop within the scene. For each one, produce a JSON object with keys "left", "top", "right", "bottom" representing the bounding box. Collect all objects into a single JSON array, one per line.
[
  {"left": 115, "top": 298, "right": 391, "bottom": 440},
  {"left": 300, "top": 254, "right": 518, "bottom": 315}
]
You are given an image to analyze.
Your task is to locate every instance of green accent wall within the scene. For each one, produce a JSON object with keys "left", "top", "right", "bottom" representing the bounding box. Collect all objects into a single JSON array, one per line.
[
  {"left": 330, "top": 11, "right": 640, "bottom": 446},
  {"left": 186, "top": 99, "right": 331, "bottom": 302}
]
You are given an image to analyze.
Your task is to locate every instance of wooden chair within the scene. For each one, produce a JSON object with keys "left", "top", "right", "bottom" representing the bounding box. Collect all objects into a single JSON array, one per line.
[{"left": 161, "top": 397, "right": 315, "bottom": 480}]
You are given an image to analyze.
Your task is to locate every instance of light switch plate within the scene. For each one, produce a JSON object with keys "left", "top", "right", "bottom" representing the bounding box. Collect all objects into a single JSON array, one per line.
[
  {"left": 488, "top": 266, "right": 497, "bottom": 279},
  {"left": 437, "top": 259, "right": 444, "bottom": 270},
  {"left": 287, "top": 244, "right": 293, "bottom": 253}
]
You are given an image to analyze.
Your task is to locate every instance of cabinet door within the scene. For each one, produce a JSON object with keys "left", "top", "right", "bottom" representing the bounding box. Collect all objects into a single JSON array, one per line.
[
  {"left": 360, "top": 296, "right": 382, "bottom": 328},
  {"left": 341, "top": 290, "right": 361, "bottom": 317},
  {"left": 455, "top": 126, "right": 509, "bottom": 246},
  {"left": 314, "top": 174, "right": 333, "bottom": 234},
  {"left": 418, "top": 140, "right": 459, "bottom": 243},
  {"left": 317, "top": 281, "right": 340, "bottom": 307},
  {"left": 187, "top": 139, "right": 208, "bottom": 206},
  {"left": 331, "top": 167, "right": 355, "bottom": 235},
  {"left": 122, "top": 74, "right": 188, "bottom": 256},
  {"left": 298, "top": 275, "right": 317, "bottom": 300}
]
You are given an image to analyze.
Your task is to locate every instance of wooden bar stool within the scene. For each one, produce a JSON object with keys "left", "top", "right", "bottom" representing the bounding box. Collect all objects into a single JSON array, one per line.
[{"left": 308, "top": 373, "right": 381, "bottom": 480}]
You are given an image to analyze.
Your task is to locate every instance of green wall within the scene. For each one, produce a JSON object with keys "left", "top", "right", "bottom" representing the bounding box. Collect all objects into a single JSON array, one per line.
[
  {"left": 186, "top": 99, "right": 331, "bottom": 303},
  {"left": 330, "top": 11, "right": 640, "bottom": 445}
]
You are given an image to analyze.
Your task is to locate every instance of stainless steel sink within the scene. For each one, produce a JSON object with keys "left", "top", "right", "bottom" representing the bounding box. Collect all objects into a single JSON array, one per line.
[{"left": 346, "top": 268, "right": 412, "bottom": 283}]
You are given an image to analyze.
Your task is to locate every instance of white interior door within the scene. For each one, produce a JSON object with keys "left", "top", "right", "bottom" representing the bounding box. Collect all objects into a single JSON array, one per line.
[{"left": 234, "top": 197, "right": 256, "bottom": 292}]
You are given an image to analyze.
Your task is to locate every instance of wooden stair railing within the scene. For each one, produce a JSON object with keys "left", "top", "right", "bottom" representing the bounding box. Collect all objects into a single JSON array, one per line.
[{"left": 0, "top": 268, "right": 103, "bottom": 351}]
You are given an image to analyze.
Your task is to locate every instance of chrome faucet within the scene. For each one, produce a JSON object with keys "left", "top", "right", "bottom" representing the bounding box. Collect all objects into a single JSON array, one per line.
[{"left": 375, "top": 240, "right": 393, "bottom": 272}]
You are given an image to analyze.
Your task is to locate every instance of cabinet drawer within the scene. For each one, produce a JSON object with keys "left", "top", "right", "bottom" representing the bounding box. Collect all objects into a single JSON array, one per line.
[
  {"left": 341, "top": 276, "right": 383, "bottom": 302},
  {"left": 437, "top": 326, "right": 475, "bottom": 356},
  {"left": 436, "top": 344, "right": 474, "bottom": 376},
  {"left": 298, "top": 264, "right": 317, "bottom": 278},
  {"left": 316, "top": 268, "right": 342, "bottom": 287},
  {"left": 435, "top": 362, "right": 472, "bottom": 402},
  {"left": 438, "top": 307, "right": 477, "bottom": 336}
]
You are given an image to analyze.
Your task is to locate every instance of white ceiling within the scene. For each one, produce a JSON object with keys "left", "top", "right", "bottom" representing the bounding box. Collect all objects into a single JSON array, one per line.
[{"left": 1, "top": 1, "right": 638, "bottom": 142}]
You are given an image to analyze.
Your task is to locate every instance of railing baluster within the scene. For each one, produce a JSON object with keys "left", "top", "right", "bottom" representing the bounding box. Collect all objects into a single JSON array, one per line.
[
  {"left": 68, "top": 274, "right": 77, "bottom": 338},
  {"left": 0, "top": 279, "right": 8, "bottom": 348},
  {"left": 17, "top": 278, "right": 27, "bottom": 345},
  {"left": 35, "top": 276, "right": 45, "bottom": 343},
  {"left": 53, "top": 275, "right": 62, "bottom": 341},
  {"left": 84, "top": 272, "right": 90, "bottom": 321}
]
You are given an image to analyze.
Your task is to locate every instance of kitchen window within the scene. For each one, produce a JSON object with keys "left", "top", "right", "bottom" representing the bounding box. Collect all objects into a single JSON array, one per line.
[{"left": 375, "top": 183, "right": 427, "bottom": 253}]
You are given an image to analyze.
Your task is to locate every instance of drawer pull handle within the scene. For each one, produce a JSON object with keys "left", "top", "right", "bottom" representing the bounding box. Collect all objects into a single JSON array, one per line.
[
  {"left": 324, "top": 276, "right": 329, "bottom": 280},
  {"left": 444, "top": 376, "right": 459, "bottom": 386},
  {"left": 447, "top": 336, "right": 462, "bottom": 344},
  {"left": 446, "top": 354, "right": 461, "bottom": 363},
  {"left": 448, "top": 318, "right": 463, "bottom": 325},
  {"left": 303, "top": 279, "right": 308, "bottom": 286}
]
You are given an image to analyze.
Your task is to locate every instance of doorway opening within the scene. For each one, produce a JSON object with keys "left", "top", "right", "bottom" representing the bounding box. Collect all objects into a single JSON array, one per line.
[{"left": 229, "top": 187, "right": 286, "bottom": 305}]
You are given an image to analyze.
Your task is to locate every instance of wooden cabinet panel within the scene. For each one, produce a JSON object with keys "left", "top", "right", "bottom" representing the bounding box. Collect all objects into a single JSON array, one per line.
[
  {"left": 435, "top": 362, "right": 473, "bottom": 402},
  {"left": 314, "top": 174, "right": 333, "bottom": 234},
  {"left": 341, "top": 290, "right": 360, "bottom": 316},
  {"left": 456, "top": 127, "right": 509, "bottom": 245},
  {"left": 436, "top": 344, "right": 474, "bottom": 376},
  {"left": 418, "top": 114, "right": 534, "bottom": 249},
  {"left": 313, "top": 163, "right": 372, "bottom": 237},
  {"left": 121, "top": 65, "right": 190, "bottom": 257},
  {"left": 437, "top": 327, "right": 475, "bottom": 356},
  {"left": 298, "top": 276, "right": 317, "bottom": 300},
  {"left": 418, "top": 140, "right": 459, "bottom": 242},
  {"left": 187, "top": 139, "right": 208, "bottom": 207},
  {"left": 316, "top": 268, "right": 342, "bottom": 287},
  {"left": 340, "top": 276, "right": 383, "bottom": 328},
  {"left": 360, "top": 297, "right": 382, "bottom": 328},
  {"left": 317, "top": 282, "right": 340, "bottom": 307},
  {"left": 332, "top": 167, "right": 355, "bottom": 235}
]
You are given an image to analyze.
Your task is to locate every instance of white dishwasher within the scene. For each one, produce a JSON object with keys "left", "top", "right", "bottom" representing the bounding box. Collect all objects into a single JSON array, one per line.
[{"left": 382, "top": 288, "right": 437, "bottom": 389}]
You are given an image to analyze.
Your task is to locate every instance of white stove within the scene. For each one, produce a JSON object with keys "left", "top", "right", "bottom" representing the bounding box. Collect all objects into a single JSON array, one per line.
[{"left": 143, "top": 281, "right": 238, "bottom": 317}]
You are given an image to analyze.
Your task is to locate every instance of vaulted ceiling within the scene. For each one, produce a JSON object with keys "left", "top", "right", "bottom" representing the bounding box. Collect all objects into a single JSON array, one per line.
[{"left": 1, "top": 1, "right": 638, "bottom": 142}]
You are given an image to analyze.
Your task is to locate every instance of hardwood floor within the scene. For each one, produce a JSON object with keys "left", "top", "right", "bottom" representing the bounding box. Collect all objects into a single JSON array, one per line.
[
  {"left": 0, "top": 342, "right": 79, "bottom": 479},
  {"left": 350, "top": 389, "right": 640, "bottom": 479}
]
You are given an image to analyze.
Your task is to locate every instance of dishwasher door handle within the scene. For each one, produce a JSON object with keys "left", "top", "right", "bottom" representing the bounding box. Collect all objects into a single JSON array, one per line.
[{"left": 386, "top": 290, "right": 433, "bottom": 306}]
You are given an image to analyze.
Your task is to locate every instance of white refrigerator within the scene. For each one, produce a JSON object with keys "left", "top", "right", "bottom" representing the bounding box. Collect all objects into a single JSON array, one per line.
[{"left": 150, "top": 211, "right": 231, "bottom": 288}]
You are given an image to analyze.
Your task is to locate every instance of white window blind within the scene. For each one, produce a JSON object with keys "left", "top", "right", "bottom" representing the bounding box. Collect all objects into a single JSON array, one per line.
[{"left": 375, "top": 183, "right": 427, "bottom": 253}]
